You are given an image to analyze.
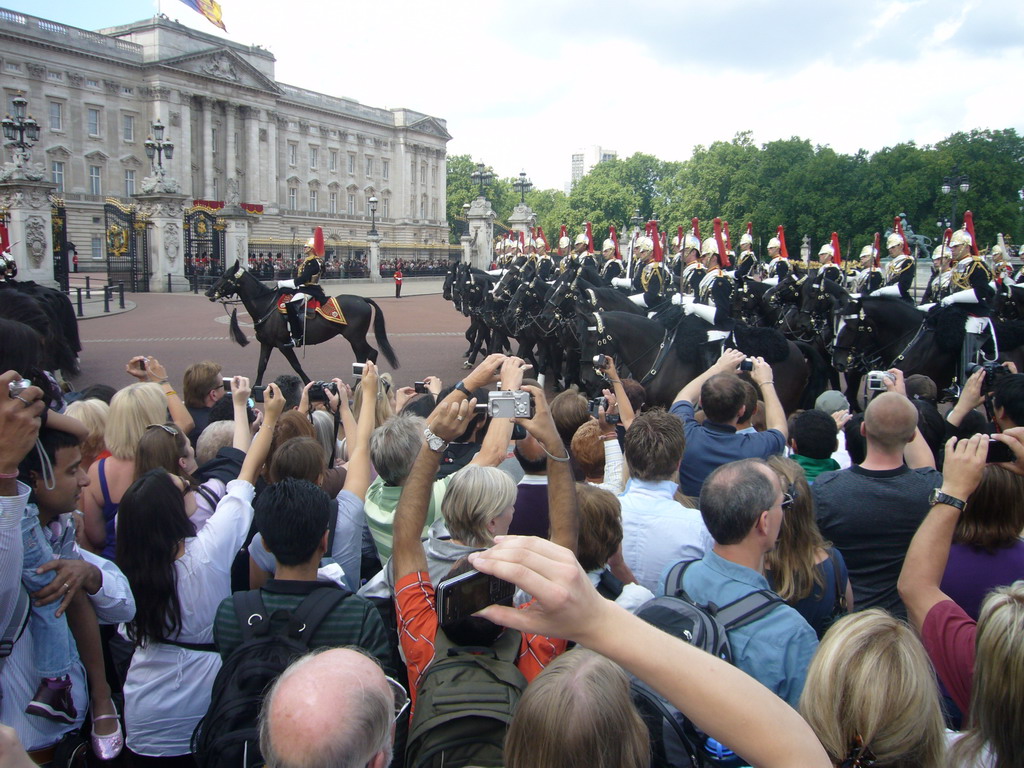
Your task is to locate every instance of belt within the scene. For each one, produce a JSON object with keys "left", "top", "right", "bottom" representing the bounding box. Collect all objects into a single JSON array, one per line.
[{"left": 28, "top": 743, "right": 56, "bottom": 765}]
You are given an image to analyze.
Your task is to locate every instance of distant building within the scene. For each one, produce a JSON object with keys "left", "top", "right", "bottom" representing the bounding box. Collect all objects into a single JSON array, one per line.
[
  {"left": 569, "top": 145, "right": 617, "bottom": 187},
  {"left": 0, "top": 7, "right": 451, "bottom": 265}
]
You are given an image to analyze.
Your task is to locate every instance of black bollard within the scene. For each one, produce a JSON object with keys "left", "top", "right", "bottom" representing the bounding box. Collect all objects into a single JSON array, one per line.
[
  {"left": 85, "top": 275, "right": 91, "bottom": 298},
  {"left": 103, "top": 286, "right": 111, "bottom": 313},
  {"left": 168, "top": 273, "right": 172, "bottom": 293},
  {"left": 75, "top": 288, "right": 83, "bottom": 318},
  {"left": 118, "top": 282, "right": 125, "bottom": 308}
]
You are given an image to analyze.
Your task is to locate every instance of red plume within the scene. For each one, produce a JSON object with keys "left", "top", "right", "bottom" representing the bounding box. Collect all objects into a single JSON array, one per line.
[
  {"left": 558, "top": 224, "right": 567, "bottom": 241},
  {"left": 585, "top": 221, "right": 594, "bottom": 254},
  {"left": 0, "top": 222, "right": 9, "bottom": 254},
  {"left": 873, "top": 232, "right": 881, "bottom": 268},
  {"left": 312, "top": 226, "right": 324, "bottom": 258},
  {"left": 831, "top": 232, "right": 841, "bottom": 263},
  {"left": 609, "top": 225, "right": 620, "bottom": 259},
  {"left": 746, "top": 222, "right": 753, "bottom": 237},
  {"left": 649, "top": 221, "right": 663, "bottom": 263},
  {"left": 777, "top": 225, "right": 789, "bottom": 260},
  {"left": 530, "top": 226, "right": 536, "bottom": 242},
  {"left": 677, "top": 226, "right": 684, "bottom": 249},
  {"left": 943, "top": 227, "right": 953, "bottom": 249},
  {"left": 519, "top": 230, "right": 525, "bottom": 251},
  {"left": 723, "top": 221, "right": 732, "bottom": 253},
  {"left": 538, "top": 227, "right": 549, "bottom": 250},
  {"left": 713, "top": 217, "right": 729, "bottom": 268},
  {"left": 894, "top": 217, "right": 910, "bottom": 256},
  {"left": 691, "top": 217, "right": 701, "bottom": 242},
  {"left": 964, "top": 210, "right": 978, "bottom": 256}
]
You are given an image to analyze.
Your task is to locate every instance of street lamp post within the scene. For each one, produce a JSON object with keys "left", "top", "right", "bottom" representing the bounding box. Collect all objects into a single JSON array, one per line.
[
  {"left": 512, "top": 171, "right": 532, "bottom": 204},
  {"left": 368, "top": 195, "right": 378, "bottom": 236},
  {"left": 469, "top": 163, "right": 494, "bottom": 198},
  {"left": 143, "top": 119, "right": 175, "bottom": 175},
  {"left": 936, "top": 217, "right": 952, "bottom": 232},
  {"left": 940, "top": 165, "right": 970, "bottom": 229},
  {"left": 1, "top": 93, "right": 40, "bottom": 171}
]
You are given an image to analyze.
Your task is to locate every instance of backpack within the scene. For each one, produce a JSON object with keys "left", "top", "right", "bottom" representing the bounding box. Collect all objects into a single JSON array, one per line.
[
  {"left": 595, "top": 568, "right": 625, "bottom": 601},
  {"left": 192, "top": 587, "right": 346, "bottom": 768},
  {"left": 631, "top": 559, "right": 785, "bottom": 768},
  {"left": 405, "top": 627, "right": 527, "bottom": 768}
]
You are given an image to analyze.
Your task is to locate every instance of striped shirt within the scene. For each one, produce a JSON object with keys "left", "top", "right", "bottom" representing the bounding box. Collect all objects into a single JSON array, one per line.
[{"left": 395, "top": 571, "right": 566, "bottom": 710}]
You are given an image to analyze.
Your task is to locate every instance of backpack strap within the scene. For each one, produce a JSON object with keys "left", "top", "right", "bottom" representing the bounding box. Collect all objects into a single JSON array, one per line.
[
  {"left": 434, "top": 626, "right": 522, "bottom": 665},
  {"left": 663, "top": 559, "right": 699, "bottom": 600},
  {"left": 827, "top": 549, "right": 847, "bottom": 612},
  {"left": 97, "top": 457, "right": 113, "bottom": 507},
  {"left": 287, "top": 588, "right": 347, "bottom": 648},
  {"left": 596, "top": 569, "right": 625, "bottom": 601},
  {"left": 232, "top": 590, "right": 271, "bottom": 642},
  {"left": 713, "top": 589, "right": 785, "bottom": 632}
]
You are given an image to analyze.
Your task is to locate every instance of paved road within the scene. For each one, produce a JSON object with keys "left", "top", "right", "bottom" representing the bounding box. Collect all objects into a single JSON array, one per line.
[{"left": 74, "top": 290, "right": 477, "bottom": 393}]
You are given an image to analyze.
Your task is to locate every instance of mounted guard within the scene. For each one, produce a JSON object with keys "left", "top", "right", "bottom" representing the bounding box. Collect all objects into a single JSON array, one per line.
[
  {"left": 816, "top": 232, "right": 845, "bottom": 286},
  {"left": 734, "top": 222, "right": 760, "bottom": 279},
  {"left": 599, "top": 226, "right": 624, "bottom": 286},
  {"left": 677, "top": 217, "right": 736, "bottom": 368},
  {"left": 280, "top": 226, "right": 328, "bottom": 347},
  {"left": 870, "top": 217, "right": 915, "bottom": 301}
]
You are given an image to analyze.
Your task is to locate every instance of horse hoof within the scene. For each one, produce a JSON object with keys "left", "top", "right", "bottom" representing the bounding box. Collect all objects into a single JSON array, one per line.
[{"left": 463, "top": 361, "right": 473, "bottom": 369}]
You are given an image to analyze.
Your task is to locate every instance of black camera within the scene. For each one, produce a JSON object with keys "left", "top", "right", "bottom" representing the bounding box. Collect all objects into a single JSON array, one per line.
[
  {"left": 739, "top": 359, "right": 754, "bottom": 372},
  {"left": 590, "top": 396, "right": 620, "bottom": 425},
  {"left": 414, "top": 381, "right": 428, "bottom": 394},
  {"left": 592, "top": 354, "right": 609, "bottom": 369},
  {"left": 251, "top": 385, "right": 267, "bottom": 403},
  {"left": 967, "top": 362, "right": 1010, "bottom": 392},
  {"left": 308, "top": 380, "right": 339, "bottom": 403},
  {"left": 435, "top": 568, "right": 516, "bottom": 627}
]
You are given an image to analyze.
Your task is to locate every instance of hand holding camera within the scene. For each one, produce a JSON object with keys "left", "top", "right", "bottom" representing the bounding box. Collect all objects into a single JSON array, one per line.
[
  {"left": 126, "top": 355, "right": 167, "bottom": 383},
  {"left": 511, "top": 384, "right": 563, "bottom": 458},
  {"left": 262, "top": 382, "right": 286, "bottom": 421},
  {"left": 356, "top": 360, "right": 379, "bottom": 395},
  {"left": 229, "top": 376, "right": 251, "bottom": 408},
  {"left": 428, "top": 396, "right": 476, "bottom": 443},
  {"left": 464, "top": 353, "right": 508, "bottom": 391},
  {"left": 0, "top": 370, "right": 45, "bottom": 475},
  {"left": 866, "top": 370, "right": 897, "bottom": 392}
]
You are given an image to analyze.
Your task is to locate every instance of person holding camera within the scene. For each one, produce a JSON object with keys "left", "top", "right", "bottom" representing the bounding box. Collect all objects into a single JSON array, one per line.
[
  {"left": 813, "top": 370, "right": 939, "bottom": 621},
  {"left": 671, "top": 348, "right": 788, "bottom": 498},
  {"left": 945, "top": 364, "right": 1023, "bottom": 440}
]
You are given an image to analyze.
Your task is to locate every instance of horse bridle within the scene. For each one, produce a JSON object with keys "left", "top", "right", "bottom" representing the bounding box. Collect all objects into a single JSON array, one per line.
[{"left": 834, "top": 308, "right": 926, "bottom": 371}]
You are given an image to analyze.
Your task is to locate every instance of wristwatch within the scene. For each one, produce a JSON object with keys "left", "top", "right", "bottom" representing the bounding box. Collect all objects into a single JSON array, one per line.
[
  {"left": 423, "top": 427, "right": 449, "bottom": 454},
  {"left": 454, "top": 380, "right": 471, "bottom": 397},
  {"left": 929, "top": 488, "right": 966, "bottom": 512}
]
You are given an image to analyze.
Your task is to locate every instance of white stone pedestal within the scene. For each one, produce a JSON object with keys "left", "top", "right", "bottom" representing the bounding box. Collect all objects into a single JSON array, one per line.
[
  {"left": 0, "top": 180, "right": 57, "bottom": 287},
  {"left": 135, "top": 193, "right": 189, "bottom": 292},
  {"left": 508, "top": 202, "right": 536, "bottom": 240},
  {"left": 367, "top": 234, "right": 382, "bottom": 282},
  {"left": 220, "top": 205, "right": 254, "bottom": 270},
  {"left": 467, "top": 196, "right": 495, "bottom": 271}
]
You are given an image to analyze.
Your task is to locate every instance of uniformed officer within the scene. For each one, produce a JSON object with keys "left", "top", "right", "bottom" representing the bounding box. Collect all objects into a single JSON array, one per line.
[
  {"left": 921, "top": 231, "right": 954, "bottom": 307},
  {"left": 734, "top": 222, "right": 760, "bottom": 280},
  {"left": 871, "top": 219, "right": 916, "bottom": 301},
  {"left": 762, "top": 225, "right": 798, "bottom": 285},
  {"left": 816, "top": 233, "right": 845, "bottom": 285},
  {"left": 599, "top": 226, "right": 624, "bottom": 286},
  {"left": 0, "top": 223, "right": 17, "bottom": 282},
  {"left": 676, "top": 219, "right": 704, "bottom": 295},
  {"left": 282, "top": 226, "right": 327, "bottom": 347},
  {"left": 676, "top": 220, "right": 735, "bottom": 368},
  {"left": 849, "top": 237, "right": 884, "bottom": 294},
  {"left": 616, "top": 223, "right": 668, "bottom": 309},
  {"left": 535, "top": 228, "right": 554, "bottom": 281}
]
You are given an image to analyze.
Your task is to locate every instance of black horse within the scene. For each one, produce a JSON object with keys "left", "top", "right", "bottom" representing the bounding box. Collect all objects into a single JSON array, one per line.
[
  {"left": 206, "top": 261, "right": 398, "bottom": 385},
  {"left": 792, "top": 272, "right": 852, "bottom": 391},
  {"left": 578, "top": 310, "right": 824, "bottom": 413}
]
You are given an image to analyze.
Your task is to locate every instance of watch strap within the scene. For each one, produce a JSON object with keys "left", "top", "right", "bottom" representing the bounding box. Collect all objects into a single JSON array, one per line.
[
  {"left": 454, "top": 381, "right": 470, "bottom": 397},
  {"left": 423, "top": 427, "right": 449, "bottom": 453},
  {"left": 930, "top": 489, "right": 966, "bottom": 511}
]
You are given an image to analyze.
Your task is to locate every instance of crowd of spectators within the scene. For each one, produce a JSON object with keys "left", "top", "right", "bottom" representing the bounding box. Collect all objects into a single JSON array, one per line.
[{"left": 1, "top": 321, "right": 1023, "bottom": 768}]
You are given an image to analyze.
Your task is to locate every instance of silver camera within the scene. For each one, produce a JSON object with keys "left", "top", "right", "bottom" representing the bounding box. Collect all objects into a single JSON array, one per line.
[
  {"left": 8, "top": 378, "right": 31, "bottom": 397},
  {"left": 866, "top": 370, "right": 896, "bottom": 392},
  {"left": 487, "top": 390, "right": 535, "bottom": 419}
]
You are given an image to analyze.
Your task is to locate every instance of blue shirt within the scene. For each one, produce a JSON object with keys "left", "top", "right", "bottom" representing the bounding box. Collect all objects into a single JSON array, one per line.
[
  {"left": 619, "top": 478, "right": 714, "bottom": 594},
  {"left": 671, "top": 400, "right": 786, "bottom": 497},
  {"left": 679, "top": 550, "right": 818, "bottom": 707}
]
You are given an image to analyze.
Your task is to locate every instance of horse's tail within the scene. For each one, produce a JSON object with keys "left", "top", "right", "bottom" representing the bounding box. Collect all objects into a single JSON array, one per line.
[
  {"left": 229, "top": 308, "right": 250, "bottom": 347},
  {"left": 794, "top": 340, "right": 828, "bottom": 410},
  {"left": 365, "top": 298, "right": 399, "bottom": 369}
]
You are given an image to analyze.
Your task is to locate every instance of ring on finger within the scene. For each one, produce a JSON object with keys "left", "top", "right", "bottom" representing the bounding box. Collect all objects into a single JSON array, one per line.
[
  {"left": 63, "top": 582, "right": 70, "bottom": 592},
  {"left": 14, "top": 395, "right": 31, "bottom": 406}
]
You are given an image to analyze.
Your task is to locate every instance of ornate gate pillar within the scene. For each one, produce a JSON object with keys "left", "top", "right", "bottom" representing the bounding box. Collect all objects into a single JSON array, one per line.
[
  {"left": 136, "top": 193, "right": 189, "bottom": 292},
  {"left": 0, "top": 180, "right": 57, "bottom": 287}
]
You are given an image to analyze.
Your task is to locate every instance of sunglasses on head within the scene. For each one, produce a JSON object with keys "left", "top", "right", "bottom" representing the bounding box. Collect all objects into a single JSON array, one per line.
[{"left": 147, "top": 424, "right": 180, "bottom": 436}]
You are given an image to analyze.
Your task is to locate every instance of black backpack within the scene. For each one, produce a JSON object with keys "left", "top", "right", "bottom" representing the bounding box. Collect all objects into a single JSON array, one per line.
[
  {"left": 631, "top": 559, "right": 785, "bottom": 768},
  {"left": 405, "top": 627, "right": 527, "bottom": 768},
  {"left": 192, "top": 587, "right": 346, "bottom": 768}
]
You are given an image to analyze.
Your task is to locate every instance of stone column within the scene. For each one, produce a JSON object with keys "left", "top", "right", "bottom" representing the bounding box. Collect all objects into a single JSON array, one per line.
[
  {"left": 466, "top": 195, "right": 495, "bottom": 271},
  {"left": 0, "top": 181, "right": 56, "bottom": 286},
  {"left": 507, "top": 202, "right": 536, "bottom": 240},
  {"left": 225, "top": 103, "right": 237, "bottom": 194},
  {"left": 201, "top": 97, "right": 214, "bottom": 198},
  {"left": 244, "top": 107, "right": 260, "bottom": 203},
  {"left": 367, "top": 233, "right": 381, "bottom": 283},
  {"left": 135, "top": 193, "right": 189, "bottom": 292},
  {"left": 176, "top": 92, "right": 193, "bottom": 196},
  {"left": 220, "top": 204, "right": 253, "bottom": 270},
  {"left": 460, "top": 234, "right": 471, "bottom": 263}
]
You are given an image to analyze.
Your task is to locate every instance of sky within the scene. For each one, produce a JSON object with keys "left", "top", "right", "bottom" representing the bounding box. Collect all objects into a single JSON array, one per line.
[{"left": 9, "top": 0, "right": 1024, "bottom": 190}]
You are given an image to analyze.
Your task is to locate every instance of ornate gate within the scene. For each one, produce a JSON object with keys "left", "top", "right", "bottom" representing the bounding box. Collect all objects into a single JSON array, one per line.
[
  {"left": 183, "top": 206, "right": 226, "bottom": 278},
  {"left": 51, "top": 196, "right": 69, "bottom": 292},
  {"left": 104, "top": 199, "right": 150, "bottom": 292}
]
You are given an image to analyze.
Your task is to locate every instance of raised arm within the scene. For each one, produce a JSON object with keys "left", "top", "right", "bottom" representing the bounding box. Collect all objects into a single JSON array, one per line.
[
  {"left": 515, "top": 385, "right": 579, "bottom": 553},
  {"left": 239, "top": 383, "right": 285, "bottom": 485},
  {"left": 231, "top": 376, "right": 252, "bottom": 452},
  {"left": 750, "top": 357, "right": 787, "bottom": 439},
  {"left": 393, "top": 398, "right": 474, "bottom": 580},
  {"left": 675, "top": 348, "right": 746, "bottom": 405},
  {"left": 343, "top": 365, "right": 379, "bottom": 499},
  {"left": 126, "top": 355, "right": 195, "bottom": 435},
  {"left": 470, "top": 356, "right": 528, "bottom": 467},
  {"left": 470, "top": 537, "right": 831, "bottom": 768},
  {"left": 601, "top": 357, "right": 635, "bottom": 428}
]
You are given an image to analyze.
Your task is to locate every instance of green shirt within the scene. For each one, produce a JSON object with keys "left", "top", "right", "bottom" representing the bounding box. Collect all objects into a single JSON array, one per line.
[
  {"left": 364, "top": 474, "right": 451, "bottom": 562},
  {"left": 213, "top": 580, "right": 393, "bottom": 673},
  {"left": 792, "top": 453, "right": 841, "bottom": 482}
]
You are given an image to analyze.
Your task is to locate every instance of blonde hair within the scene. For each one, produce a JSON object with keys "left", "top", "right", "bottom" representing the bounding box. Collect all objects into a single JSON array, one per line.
[
  {"left": 505, "top": 648, "right": 649, "bottom": 768},
  {"left": 799, "top": 610, "right": 946, "bottom": 768},
  {"left": 65, "top": 398, "right": 109, "bottom": 467},
  {"left": 949, "top": 581, "right": 1024, "bottom": 768},
  {"left": 352, "top": 375, "right": 395, "bottom": 430},
  {"left": 764, "top": 455, "right": 829, "bottom": 602},
  {"left": 441, "top": 464, "right": 516, "bottom": 547},
  {"left": 105, "top": 383, "right": 168, "bottom": 460}
]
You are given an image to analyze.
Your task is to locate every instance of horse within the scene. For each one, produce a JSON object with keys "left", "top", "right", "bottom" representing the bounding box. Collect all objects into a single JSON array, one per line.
[
  {"left": 504, "top": 275, "right": 562, "bottom": 383},
  {"left": 791, "top": 272, "right": 852, "bottom": 391},
  {"left": 732, "top": 276, "right": 801, "bottom": 331},
  {"left": 206, "top": 261, "right": 398, "bottom": 385},
  {"left": 0, "top": 281, "right": 82, "bottom": 377},
  {"left": 577, "top": 310, "right": 825, "bottom": 413}
]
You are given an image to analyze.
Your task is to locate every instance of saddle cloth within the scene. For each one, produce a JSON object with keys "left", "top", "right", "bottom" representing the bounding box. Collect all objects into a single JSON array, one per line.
[{"left": 276, "top": 294, "right": 347, "bottom": 326}]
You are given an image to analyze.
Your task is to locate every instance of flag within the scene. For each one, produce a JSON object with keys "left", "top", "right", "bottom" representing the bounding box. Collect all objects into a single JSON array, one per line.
[{"left": 179, "top": 0, "right": 227, "bottom": 31}]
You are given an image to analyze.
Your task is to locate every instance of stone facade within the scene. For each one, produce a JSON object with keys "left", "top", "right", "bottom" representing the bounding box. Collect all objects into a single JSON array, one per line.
[{"left": 0, "top": 8, "right": 451, "bottom": 263}]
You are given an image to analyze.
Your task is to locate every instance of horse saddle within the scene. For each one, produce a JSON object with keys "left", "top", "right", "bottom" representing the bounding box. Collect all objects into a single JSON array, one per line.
[{"left": 276, "top": 294, "right": 347, "bottom": 326}]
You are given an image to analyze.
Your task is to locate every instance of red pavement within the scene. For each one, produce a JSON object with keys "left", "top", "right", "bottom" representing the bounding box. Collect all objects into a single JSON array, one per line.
[{"left": 74, "top": 292, "right": 476, "bottom": 391}]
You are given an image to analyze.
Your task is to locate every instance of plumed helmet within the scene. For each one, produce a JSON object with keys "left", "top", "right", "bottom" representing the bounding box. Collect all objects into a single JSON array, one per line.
[
  {"left": 0, "top": 222, "right": 10, "bottom": 254},
  {"left": 602, "top": 238, "right": 616, "bottom": 252},
  {"left": 608, "top": 225, "right": 621, "bottom": 259},
  {"left": 964, "top": 210, "right": 979, "bottom": 256},
  {"left": 684, "top": 233, "right": 701, "bottom": 251},
  {"left": 990, "top": 244, "right": 1005, "bottom": 258},
  {"left": 701, "top": 237, "right": 720, "bottom": 257},
  {"left": 574, "top": 232, "right": 589, "bottom": 247},
  {"left": 818, "top": 243, "right": 834, "bottom": 257},
  {"left": 886, "top": 232, "right": 905, "bottom": 251},
  {"left": 536, "top": 226, "right": 549, "bottom": 251},
  {"left": 558, "top": 236, "right": 571, "bottom": 249},
  {"left": 636, "top": 236, "right": 654, "bottom": 253},
  {"left": 739, "top": 222, "right": 754, "bottom": 246},
  {"left": 672, "top": 225, "right": 684, "bottom": 249},
  {"left": 767, "top": 237, "right": 781, "bottom": 250},
  {"left": 859, "top": 244, "right": 876, "bottom": 258},
  {"left": 932, "top": 243, "right": 953, "bottom": 260},
  {"left": 950, "top": 228, "right": 973, "bottom": 248},
  {"left": 304, "top": 226, "right": 325, "bottom": 257}
]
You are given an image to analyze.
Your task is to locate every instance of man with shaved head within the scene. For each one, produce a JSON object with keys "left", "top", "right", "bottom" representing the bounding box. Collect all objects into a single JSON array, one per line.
[
  {"left": 812, "top": 372, "right": 941, "bottom": 620},
  {"left": 259, "top": 648, "right": 399, "bottom": 768}
]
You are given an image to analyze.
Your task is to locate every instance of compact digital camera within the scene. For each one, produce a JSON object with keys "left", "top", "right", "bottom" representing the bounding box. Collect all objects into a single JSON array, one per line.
[{"left": 486, "top": 390, "right": 534, "bottom": 419}]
